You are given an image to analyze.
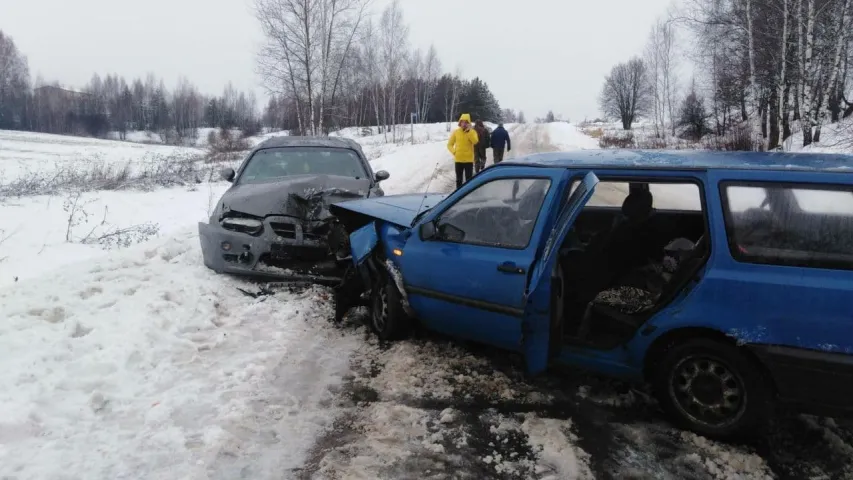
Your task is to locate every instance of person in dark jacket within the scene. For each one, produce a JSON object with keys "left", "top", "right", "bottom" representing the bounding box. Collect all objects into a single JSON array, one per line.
[
  {"left": 490, "top": 123, "right": 511, "bottom": 164},
  {"left": 473, "top": 120, "right": 490, "bottom": 173}
]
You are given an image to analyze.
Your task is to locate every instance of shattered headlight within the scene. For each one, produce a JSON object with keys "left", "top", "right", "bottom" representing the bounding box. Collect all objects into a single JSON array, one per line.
[{"left": 220, "top": 217, "right": 264, "bottom": 236}]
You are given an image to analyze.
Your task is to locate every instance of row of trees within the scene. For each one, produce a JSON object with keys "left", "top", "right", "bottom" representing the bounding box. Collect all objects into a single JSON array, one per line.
[
  {"left": 254, "top": 0, "right": 506, "bottom": 138},
  {"left": 599, "top": 0, "right": 853, "bottom": 149},
  {"left": 0, "top": 30, "right": 261, "bottom": 141},
  {"left": 2, "top": 0, "right": 509, "bottom": 142}
]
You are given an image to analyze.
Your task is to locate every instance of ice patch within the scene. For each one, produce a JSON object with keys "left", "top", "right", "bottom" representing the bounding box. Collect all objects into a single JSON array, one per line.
[
  {"left": 521, "top": 414, "right": 594, "bottom": 479},
  {"left": 679, "top": 431, "right": 773, "bottom": 480}
]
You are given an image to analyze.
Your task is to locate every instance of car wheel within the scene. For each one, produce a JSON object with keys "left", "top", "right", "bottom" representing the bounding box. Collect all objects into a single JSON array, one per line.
[
  {"left": 652, "top": 338, "right": 772, "bottom": 440},
  {"left": 369, "top": 269, "right": 411, "bottom": 341}
]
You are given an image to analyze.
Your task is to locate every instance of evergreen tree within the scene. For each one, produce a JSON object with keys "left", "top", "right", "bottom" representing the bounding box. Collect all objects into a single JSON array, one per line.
[
  {"left": 457, "top": 77, "right": 501, "bottom": 122},
  {"left": 678, "top": 86, "right": 708, "bottom": 141}
]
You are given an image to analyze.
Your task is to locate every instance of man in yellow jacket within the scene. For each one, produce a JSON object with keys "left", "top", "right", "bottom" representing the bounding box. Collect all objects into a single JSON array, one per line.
[{"left": 447, "top": 113, "right": 479, "bottom": 189}]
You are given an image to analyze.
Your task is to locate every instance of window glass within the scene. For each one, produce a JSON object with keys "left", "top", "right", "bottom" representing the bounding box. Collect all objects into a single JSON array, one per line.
[
  {"left": 723, "top": 184, "right": 853, "bottom": 270},
  {"left": 570, "top": 180, "right": 702, "bottom": 210},
  {"left": 437, "top": 178, "right": 552, "bottom": 249},
  {"left": 239, "top": 147, "right": 366, "bottom": 184}
]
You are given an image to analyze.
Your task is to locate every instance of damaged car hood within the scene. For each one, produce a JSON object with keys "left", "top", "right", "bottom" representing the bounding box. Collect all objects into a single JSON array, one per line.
[
  {"left": 330, "top": 193, "right": 447, "bottom": 227},
  {"left": 218, "top": 175, "right": 371, "bottom": 219}
]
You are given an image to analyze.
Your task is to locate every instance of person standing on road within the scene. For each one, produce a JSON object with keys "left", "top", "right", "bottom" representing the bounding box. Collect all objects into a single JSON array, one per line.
[
  {"left": 491, "top": 123, "right": 511, "bottom": 164},
  {"left": 448, "top": 113, "right": 479, "bottom": 189},
  {"left": 473, "top": 120, "right": 490, "bottom": 174}
]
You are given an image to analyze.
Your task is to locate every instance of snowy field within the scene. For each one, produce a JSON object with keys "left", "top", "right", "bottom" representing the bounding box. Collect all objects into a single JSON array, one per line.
[
  {"left": 0, "top": 129, "right": 205, "bottom": 181},
  {"left": 2, "top": 123, "right": 853, "bottom": 479}
]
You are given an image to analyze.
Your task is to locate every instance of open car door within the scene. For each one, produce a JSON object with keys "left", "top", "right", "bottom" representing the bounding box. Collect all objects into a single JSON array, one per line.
[{"left": 522, "top": 171, "right": 599, "bottom": 374}]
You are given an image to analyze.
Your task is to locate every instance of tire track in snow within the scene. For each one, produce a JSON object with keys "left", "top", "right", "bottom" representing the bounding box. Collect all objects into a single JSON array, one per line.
[{"left": 294, "top": 124, "right": 853, "bottom": 479}]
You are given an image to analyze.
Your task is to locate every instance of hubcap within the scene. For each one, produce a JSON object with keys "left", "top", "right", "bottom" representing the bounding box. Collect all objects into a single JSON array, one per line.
[
  {"left": 669, "top": 355, "right": 746, "bottom": 428},
  {"left": 372, "top": 287, "right": 389, "bottom": 333}
]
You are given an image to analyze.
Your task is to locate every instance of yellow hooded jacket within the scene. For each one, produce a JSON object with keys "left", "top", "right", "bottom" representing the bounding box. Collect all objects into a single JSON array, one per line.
[{"left": 447, "top": 113, "right": 479, "bottom": 163}]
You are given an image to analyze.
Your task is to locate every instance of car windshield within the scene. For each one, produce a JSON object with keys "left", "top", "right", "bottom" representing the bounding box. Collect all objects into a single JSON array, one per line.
[{"left": 238, "top": 147, "right": 367, "bottom": 184}]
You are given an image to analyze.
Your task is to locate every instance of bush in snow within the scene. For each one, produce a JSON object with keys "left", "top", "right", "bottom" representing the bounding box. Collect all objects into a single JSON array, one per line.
[
  {"left": 82, "top": 222, "right": 160, "bottom": 250},
  {"left": 62, "top": 192, "right": 161, "bottom": 248},
  {"left": 599, "top": 132, "right": 636, "bottom": 149},
  {"left": 702, "top": 124, "right": 763, "bottom": 152},
  {"left": 0, "top": 154, "right": 218, "bottom": 199},
  {"left": 205, "top": 128, "right": 250, "bottom": 163}
]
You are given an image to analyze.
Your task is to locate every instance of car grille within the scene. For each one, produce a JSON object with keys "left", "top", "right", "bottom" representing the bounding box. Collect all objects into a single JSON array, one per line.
[
  {"left": 269, "top": 244, "right": 328, "bottom": 262},
  {"left": 270, "top": 222, "right": 296, "bottom": 239},
  {"left": 304, "top": 223, "right": 330, "bottom": 242}
]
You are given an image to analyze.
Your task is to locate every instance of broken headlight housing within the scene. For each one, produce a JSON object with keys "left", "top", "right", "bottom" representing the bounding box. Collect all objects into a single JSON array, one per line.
[{"left": 221, "top": 216, "right": 264, "bottom": 236}]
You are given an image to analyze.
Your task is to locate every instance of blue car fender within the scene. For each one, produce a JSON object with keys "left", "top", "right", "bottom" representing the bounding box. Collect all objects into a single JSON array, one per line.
[{"left": 350, "top": 221, "right": 379, "bottom": 267}]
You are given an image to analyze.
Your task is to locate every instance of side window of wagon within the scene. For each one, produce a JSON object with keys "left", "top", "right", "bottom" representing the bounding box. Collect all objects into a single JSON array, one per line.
[
  {"left": 722, "top": 183, "right": 853, "bottom": 270},
  {"left": 436, "top": 178, "right": 552, "bottom": 249}
]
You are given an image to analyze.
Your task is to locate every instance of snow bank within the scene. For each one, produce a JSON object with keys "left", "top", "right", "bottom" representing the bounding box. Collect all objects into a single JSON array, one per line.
[
  {"left": 0, "top": 230, "right": 358, "bottom": 480},
  {"left": 0, "top": 184, "right": 230, "bottom": 288},
  {"left": 547, "top": 122, "right": 601, "bottom": 151},
  {"left": 333, "top": 122, "right": 453, "bottom": 146},
  {"left": 789, "top": 117, "right": 853, "bottom": 154}
]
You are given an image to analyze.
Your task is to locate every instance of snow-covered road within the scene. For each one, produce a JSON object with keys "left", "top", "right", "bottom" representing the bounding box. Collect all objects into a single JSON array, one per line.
[{"left": 2, "top": 123, "right": 853, "bottom": 480}]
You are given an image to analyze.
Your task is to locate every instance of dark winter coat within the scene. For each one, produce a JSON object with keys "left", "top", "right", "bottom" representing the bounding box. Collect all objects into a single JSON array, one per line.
[
  {"left": 491, "top": 126, "right": 511, "bottom": 150},
  {"left": 474, "top": 125, "right": 490, "bottom": 149}
]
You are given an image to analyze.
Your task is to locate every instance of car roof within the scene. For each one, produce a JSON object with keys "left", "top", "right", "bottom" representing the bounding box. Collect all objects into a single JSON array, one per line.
[
  {"left": 252, "top": 135, "right": 365, "bottom": 155},
  {"left": 499, "top": 150, "right": 853, "bottom": 173}
]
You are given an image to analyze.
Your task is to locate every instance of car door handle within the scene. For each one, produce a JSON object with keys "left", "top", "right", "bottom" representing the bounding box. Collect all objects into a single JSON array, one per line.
[{"left": 497, "top": 262, "right": 526, "bottom": 274}]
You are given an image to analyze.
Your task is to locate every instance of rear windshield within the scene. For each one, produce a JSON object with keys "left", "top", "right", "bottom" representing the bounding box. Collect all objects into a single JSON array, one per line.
[
  {"left": 238, "top": 147, "right": 367, "bottom": 184},
  {"left": 723, "top": 183, "right": 853, "bottom": 270}
]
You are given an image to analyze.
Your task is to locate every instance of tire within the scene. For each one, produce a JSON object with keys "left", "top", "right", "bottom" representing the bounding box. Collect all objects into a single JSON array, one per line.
[
  {"left": 369, "top": 268, "right": 411, "bottom": 341},
  {"left": 652, "top": 338, "right": 773, "bottom": 440}
]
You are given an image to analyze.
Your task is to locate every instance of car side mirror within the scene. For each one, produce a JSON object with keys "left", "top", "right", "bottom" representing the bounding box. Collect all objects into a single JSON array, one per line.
[
  {"left": 437, "top": 223, "right": 465, "bottom": 243},
  {"left": 420, "top": 221, "right": 437, "bottom": 240},
  {"left": 375, "top": 170, "right": 390, "bottom": 182},
  {"left": 221, "top": 167, "right": 236, "bottom": 183}
]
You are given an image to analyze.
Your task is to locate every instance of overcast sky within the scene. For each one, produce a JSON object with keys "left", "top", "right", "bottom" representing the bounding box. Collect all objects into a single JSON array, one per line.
[{"left": 1, "top": 0, "right": 675, "bottom": 120}]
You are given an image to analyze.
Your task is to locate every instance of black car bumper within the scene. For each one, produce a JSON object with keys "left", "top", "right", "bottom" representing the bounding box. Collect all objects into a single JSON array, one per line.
[
  {"left": 198, "top": 216, "right": 346, "bottom": 285},
  {"left": 749, "top": 344, "right": 853, "bottom": 417}
]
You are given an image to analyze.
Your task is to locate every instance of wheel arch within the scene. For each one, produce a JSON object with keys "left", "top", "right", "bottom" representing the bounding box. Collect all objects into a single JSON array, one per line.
[{"left": 642, "top": 327, "right": 777, "bottom": 394}]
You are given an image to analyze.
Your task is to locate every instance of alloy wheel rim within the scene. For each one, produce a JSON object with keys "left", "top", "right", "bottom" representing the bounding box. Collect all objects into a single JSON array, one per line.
[{"left": 372, "top": 287, "right": 389, "bottom": 333}]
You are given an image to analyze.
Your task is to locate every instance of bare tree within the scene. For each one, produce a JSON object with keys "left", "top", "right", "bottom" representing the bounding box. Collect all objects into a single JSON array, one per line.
[
  {"left": 0, "top": 31, "right": 31, "bottom": 130},
  {"left": 600, "top": 57, "right": 651, "bottom": 130},
  {"left": 254, "top": 0, "right": 367, "bottom": 136},
  {"left": 645, "top": 18, "right": 679, "bottom": 137},
  {"left": 379, "top": 0, "right": 409, "bottom": 141},
  {"left": 443, "top": 69, "right": 462, "bottom": 129},
  {"left": 420, "top": 45, "right": 442, "bottom": 122}
]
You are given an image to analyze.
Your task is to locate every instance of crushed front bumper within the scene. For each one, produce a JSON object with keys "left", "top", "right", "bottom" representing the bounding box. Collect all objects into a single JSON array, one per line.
[{"left": 198, "top": 215, "right": 347, "bottom": 285}]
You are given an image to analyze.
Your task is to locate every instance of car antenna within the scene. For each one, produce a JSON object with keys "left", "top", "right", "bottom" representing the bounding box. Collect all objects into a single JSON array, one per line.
[{"left": 415, "top": 162, "right": 440, "bottom": 218}]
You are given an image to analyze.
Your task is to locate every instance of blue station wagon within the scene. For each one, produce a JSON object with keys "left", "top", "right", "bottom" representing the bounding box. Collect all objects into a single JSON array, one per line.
[{"left": 328, "top": 150, "right": 853, "bottom": 439}]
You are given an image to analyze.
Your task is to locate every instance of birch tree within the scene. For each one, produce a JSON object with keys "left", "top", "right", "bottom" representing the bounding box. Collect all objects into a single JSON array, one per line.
[
  {"left": 645, "top": 18, "right": 678, "bottom": 138},
  {"left": 379, "top": 0, "right": 409, "bottom": 141}
]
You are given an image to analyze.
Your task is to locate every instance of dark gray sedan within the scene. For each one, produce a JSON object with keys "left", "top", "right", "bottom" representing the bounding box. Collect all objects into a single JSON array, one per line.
[{"left": 198, "top": 135, "right": 389, "bottom": 284}]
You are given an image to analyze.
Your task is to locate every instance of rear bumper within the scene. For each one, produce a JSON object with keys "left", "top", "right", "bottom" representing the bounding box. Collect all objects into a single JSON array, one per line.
[
  {"left": 748, "top": 344, "right": 853, "bottom": 417},
  {"left": 198, "top": 219, "right": 345, "bottom": 285}
]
